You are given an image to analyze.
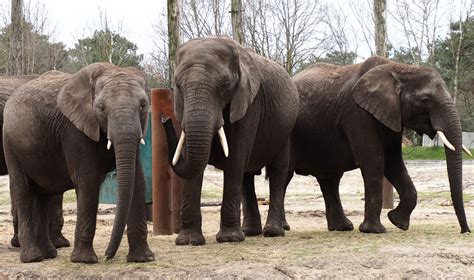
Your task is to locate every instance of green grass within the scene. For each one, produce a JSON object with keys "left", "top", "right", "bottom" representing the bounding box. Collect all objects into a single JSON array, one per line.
[{"left": 402, "top": 146, "right": 474, "bottom": 160}]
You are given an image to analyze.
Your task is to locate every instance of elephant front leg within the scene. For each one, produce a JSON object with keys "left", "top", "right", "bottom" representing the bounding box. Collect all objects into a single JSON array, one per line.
[
  {"left": 241, "top": 172, "right": 263, "bottom": 236},
  {"left": 216, "top": 166, "right": 245, "bottom": 243},
  {"left": 385, "top": 156, "right": 417, "bottom": 231},
  {"left": 126, "top": 160, "right": 154, "bottom": 262},
  {"left": 70, "top": 177, "right": 100, "bottom": 263},
  {"left": 317, "top": 175, "right": 354, "bottom": 231},
  {"left": 34, "top": 194, "right": 57, "bottom": 259},
  {"left": 359, "top": 168, "right": 386, "bottom": 234},
  {"left": 176, "top": 173, "right": 205, "bottom": 246}
]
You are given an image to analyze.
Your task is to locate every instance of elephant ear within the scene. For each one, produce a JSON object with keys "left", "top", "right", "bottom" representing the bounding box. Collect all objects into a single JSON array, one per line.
[
  {"left": 57, "top": 63, "right": 111, "bottom": 142},
  {"left": 229, "top": 46, "right": 262, "bottom": 123},
  {"left": 351, "top": 65, "right": 402, "bottom": 132}
]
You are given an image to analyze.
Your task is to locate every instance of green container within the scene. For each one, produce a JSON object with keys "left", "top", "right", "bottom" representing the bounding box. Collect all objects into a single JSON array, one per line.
[{"left": 99, "top": 113, "right": 153, "bottom": 204}]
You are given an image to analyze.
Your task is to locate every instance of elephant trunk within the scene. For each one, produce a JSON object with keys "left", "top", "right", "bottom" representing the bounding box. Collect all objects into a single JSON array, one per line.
[
  {"left": 163, "top": 110, "right": 214, "bottom": 179},
  {"left": 433, "top": 103, "right": 471, "bottom": 233},
  {"left": 105, "top": 118, "right": 141, "bottom": 258}
]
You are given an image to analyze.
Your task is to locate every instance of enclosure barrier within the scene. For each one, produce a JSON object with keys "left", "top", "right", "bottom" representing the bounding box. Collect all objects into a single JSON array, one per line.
[{"left": 151, "top": 88, "right": 183, "bottom": 235}]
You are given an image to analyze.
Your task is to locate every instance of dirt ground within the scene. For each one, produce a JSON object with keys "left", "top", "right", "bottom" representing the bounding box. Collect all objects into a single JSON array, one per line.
[{"left": 0, "top": 161, "right": 473, "bottom": 279}]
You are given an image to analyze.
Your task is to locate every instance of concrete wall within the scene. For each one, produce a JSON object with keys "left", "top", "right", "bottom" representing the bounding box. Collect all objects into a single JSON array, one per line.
[{"left": 422, "top": 132, "right": 474, "bottom": 148}]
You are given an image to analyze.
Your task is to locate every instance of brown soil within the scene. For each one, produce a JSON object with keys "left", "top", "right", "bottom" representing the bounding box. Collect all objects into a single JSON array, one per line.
[{"left": 0, "top": 162, "right": 473, "bottom": 278}]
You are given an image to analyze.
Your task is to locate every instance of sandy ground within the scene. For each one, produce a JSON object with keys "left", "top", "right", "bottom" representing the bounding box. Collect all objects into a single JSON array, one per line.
[{"left": 0, "top": 161, "right": 473, "bottom": 279}]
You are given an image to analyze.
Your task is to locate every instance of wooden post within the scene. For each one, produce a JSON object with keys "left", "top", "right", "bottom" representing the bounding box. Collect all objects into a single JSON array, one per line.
[
  {"left": 382, "top": 177, "right": 394, "bottom": 209},
  {"left": 151, "top": 88, "right": 173, "bottom": 235}
]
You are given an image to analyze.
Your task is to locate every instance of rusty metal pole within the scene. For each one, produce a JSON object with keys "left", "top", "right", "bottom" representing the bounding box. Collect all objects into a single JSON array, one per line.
[{"left": 151, "top": 88, "right": 173, "bottom": 235}]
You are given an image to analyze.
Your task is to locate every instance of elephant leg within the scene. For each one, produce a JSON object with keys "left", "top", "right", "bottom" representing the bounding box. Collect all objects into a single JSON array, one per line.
[
  {"left": 6, "top": 146, "right": 43, "bottom": 262},
  {"left": 48, "top": 194, "right": 70, "bottom": 248},
  {"left": 241, "top": 172, "right": 262, "bottom": 236},
  {"left": 316, "top": 175, "right": 354, "bottom": 231},
  {"left": 176, "top": 173, "right": 205, "bottom": 246},
  {"left": 385, "top": 156, "right": 417, "bottom": 231},
  {"left": 11, "top": 197, "right": 20, "bottom": 247},
  {"left": 216, "top": 164, "right": 246, "bottom": 243},
  {"left": 263, "top": 141, "right": 291, "bottom": 237},
  {"left": 70, "top": 177, "right": 100, "bottom": 263},
  {"left": 282, "top": 170, "right": 294, "bottom": 231},
  {"left": 358, "top": 164, "right": 386, "bottom": 233},
  {"left": 126, "top": 159, "right": 154, "bottom": 262},
  {"left": 34, "top": 194, "right": 57, "bottom": 259}
]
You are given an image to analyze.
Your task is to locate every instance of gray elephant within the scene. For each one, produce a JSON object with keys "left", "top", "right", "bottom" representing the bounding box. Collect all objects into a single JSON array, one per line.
[
  {"left": 0, "top": 76, "right": 69, "bottom": 249},
  {"left": 274, "top": 56, "right": 469, "bottom": 233},
  {"left": 161, "top": 36, "right": 299, "bottom": 245},
  {"left": 4, "top": 63, "right": 154, "bottom": 263}
]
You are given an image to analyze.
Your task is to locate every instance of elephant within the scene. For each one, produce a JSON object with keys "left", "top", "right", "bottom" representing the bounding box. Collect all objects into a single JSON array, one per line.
[
  {"left": 262, "top": 56, "right": 470, "bottom": 234},
  {"left": 3, "top": 63, "right": 154, "bottom": 263},
  {"left": 0, "top": 75, "right": 70, "bottom": 249},
  {"left": 161, "top": 36, "right": 299, "bottom": 245}
]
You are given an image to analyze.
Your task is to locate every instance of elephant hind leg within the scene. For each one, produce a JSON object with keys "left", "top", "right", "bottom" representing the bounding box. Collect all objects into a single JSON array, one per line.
[
  {"left": 262, "top": 141, "right": 291, "bottom": 237},
  {"left": 48, "top": 194, "right": 70, "bottom": 248},
  {"left": 317, "top": 174, "right": 354, "bottom": 231},
  {"left": 241, "top": 172, "right": 263, "bottom": 237}
]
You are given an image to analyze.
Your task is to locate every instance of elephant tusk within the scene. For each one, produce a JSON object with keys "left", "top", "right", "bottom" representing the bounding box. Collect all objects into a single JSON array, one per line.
[
  {"left": 437, "top": 131, "right": 455, "bottom": 151},
  {"left": 462, "top": 145, "right": 472, "bottom": 157},
  {"left": 107, "top": 140, "right": 112, "bottom": 150},
  {"left": 173, "top": 131, "right": 185, "bottom": 166},
  {"left": 140, "top": 138, "right": 146, "bottom": 145},
  {"left": 218, "top": 127, "right": 229, "bottom": 158}
]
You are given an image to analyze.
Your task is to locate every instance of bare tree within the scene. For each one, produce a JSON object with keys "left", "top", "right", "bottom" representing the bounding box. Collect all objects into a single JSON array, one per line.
[
  {"left": 180, "top": 0, "right": 231, "bottom": 39},
  {"left": 349, "top": 0, "right": 375, "bottom": 56},
  {"left": 10, "top": 0, "right": 23, "bottom": 75},
  {"left": 374, "top": 0, "right": 387, "bottom": 57},
  {"left": 168, "top": 0, "right": 181, "bottom": 86},
  {"left": 390, "top": 0, "right": 442, "bottom": 65},
  {"left": 231, "top": 0, "right": 244, "bottom": 44}
]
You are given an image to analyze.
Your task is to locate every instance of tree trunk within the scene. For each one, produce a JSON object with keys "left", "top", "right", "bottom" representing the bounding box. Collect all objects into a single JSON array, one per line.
[
  {"left": 374, "top": 0, "right": 387, "bottom": 57},
  {"left": 10, "top": 0, "right": 24, "bottom": 75},
  {"left": 168, "top": 0, "right": 181, "bottom": 87},
  {"left": 231, "top": 0, "right": 244, "bottom": 45}
]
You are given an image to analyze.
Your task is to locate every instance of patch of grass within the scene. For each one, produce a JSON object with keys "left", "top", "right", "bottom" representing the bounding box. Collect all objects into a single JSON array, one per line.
[
  {"left": 62, "top": 190, "right": 77, "bottom": 203},
  {"left": 417, "top": 191, "right": 474, "bottom": 202},
  {"left": 402, "top": 146, "right": 474, "bottom": 160}
]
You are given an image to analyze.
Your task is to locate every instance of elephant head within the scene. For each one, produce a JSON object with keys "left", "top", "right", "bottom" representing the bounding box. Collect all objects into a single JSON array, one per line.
[
  {"left": 352, "top": 62, "right": 471, "bottom": 233},
  {"left": 57, "top": 62, "right": 150, "bottom": 257},
  {"left": 167, "top": 36, "right": 262, "bottom": 179}
]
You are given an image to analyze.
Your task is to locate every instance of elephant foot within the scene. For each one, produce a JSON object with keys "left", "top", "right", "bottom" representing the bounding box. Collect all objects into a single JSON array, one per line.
[
  {"left": 70, "top": 245, "right": 98, "bottom": 264},
  {"left": 359, "top": 219, "right": 386, "bottom": 234},
  {"left": 242, "top": 218, "right": 262, "bottom": 236},
  {"left": 328, "top": 216, "right": 354, "bottom": 231},
  {"left": 388, "top": 208, "right": 410, "bottom": 231},
  {"left": 127, "top": 242, "right": 155, "bottom": 262},
  {"left": 11, "top": 234, "right": 20, "bottom": 247},
  {"left": 282, "top": 220, "right": 291, "bottom": 231},
  {"left": 20, "top": 246, "right": 44, "bottom": 263},
  {"left": 51, "top": 233, "right": 71, "bottom": 248},
  {"left": 216, "top": 228, "right": 245, "bottom": 243},
  {"left": 38, "top": 241, "right": 57, "bottom": 259},
  {"left": 175, "top": 230, "right": 206, "bottom": 246},
  {"left": 263, "top": 221, "right": 285, "bottom": 237}
]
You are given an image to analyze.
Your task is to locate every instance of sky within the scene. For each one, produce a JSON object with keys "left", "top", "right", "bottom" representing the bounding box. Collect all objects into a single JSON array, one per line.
[{"left": 0, "top": 0, "right": 167, "bottom": 56}]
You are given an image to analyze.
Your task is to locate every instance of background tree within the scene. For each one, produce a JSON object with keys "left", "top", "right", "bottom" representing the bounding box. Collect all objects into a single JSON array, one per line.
[{"left": 10, "top": 0, "right": 23, "bottom": 75}]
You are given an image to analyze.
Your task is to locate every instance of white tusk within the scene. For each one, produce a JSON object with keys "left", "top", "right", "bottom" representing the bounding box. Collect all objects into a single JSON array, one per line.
[
  {"left": 218, "top": 127, "right": 229, "bottom": 158},
  {"left": 462, "top": 145, "right": 472, "bottom": 157},
  {"left": 140, "top": 138, "right": 146, "bottom": 145},
  {"left": 172, "top": 131, "right": 185, "bottom": 166},
  {"left": 107, "top": 140, "right": 112, "bottom": 150},
  {"left": 437, "top": 131, "right": 455, "bottom": 151}
]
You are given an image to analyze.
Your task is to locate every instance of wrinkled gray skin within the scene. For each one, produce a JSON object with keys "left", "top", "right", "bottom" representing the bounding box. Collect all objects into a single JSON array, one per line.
[
  {"left": 246, "top": 56, "right": 470, "bottom": 234},
  {"left": 162, "top": 36, "right": 299, "bottom": 245},
  {"left": 0, "top": 76, "right": 70, "bottom": 249},
  {"left": 4, "top": 63, "right": 154, "bottom": 263}
]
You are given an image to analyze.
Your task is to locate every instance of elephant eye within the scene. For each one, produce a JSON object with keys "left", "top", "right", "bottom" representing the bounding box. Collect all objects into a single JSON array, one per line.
[{"left": 97, "top": 104, "right": 105, "bottom": 112}]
